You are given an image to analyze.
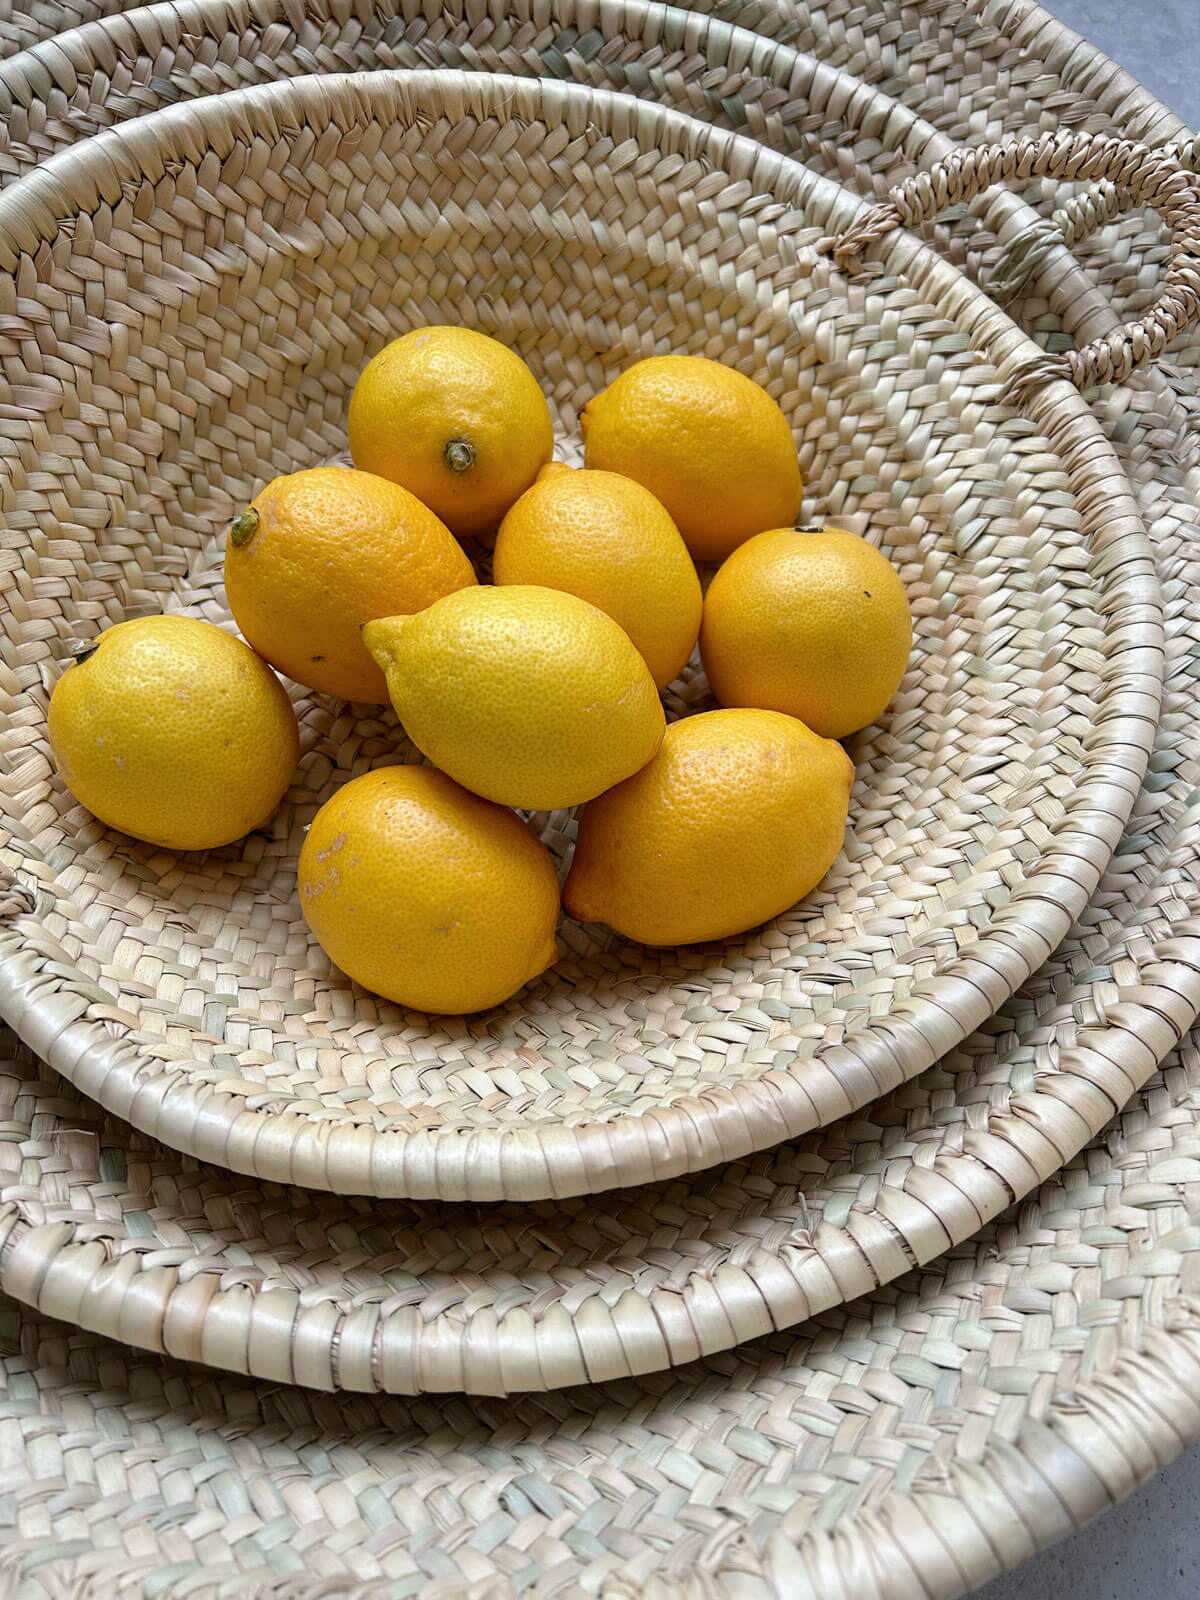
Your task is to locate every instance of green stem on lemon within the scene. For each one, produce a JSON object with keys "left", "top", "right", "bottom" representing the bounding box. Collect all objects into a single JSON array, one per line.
[
  {"left": 444, "top": 438, "right": 476, "bottom": 474},
  {"left": 229, "top": 508, "right": 260, "bottom": 546},
  {"left": 69, "top": 639, "right": 100, "bottom": 664}
]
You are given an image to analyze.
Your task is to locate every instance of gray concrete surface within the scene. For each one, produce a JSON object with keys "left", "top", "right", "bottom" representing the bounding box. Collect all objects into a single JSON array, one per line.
[
  {"left": 1043, "top": 0, "right": 1199, "bottom": 125},
  {"left": 972, "top": 3, "right": 1197, "bottom": 1596}
]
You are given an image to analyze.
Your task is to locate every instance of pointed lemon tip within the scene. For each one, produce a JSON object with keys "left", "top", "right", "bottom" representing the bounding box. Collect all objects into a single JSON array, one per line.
[
  {"left": 562, "top": 882, "right": 592, "bottom": 926},
  {"left": 361, "top": 615, "right": 405, "bottom": 668},
  {"left": 578, "top": 390, "right": 603, "bottom": 441}
]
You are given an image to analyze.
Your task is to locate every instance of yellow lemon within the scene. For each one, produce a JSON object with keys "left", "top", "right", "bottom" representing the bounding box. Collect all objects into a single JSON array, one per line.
[
  {"left": 348, "top": 326, "right": 554, "bottom": 540},
  {"left": 47, "top": 614, "right": 298, "bottom": 851},
  {"left": 580, "top": 355, "right": 801, "bottom": 562},
  {"left": 363, "top": 585, "right": 665, "bottom": 811},
  {"left": 700, "top": 526, "right": 912, "bottom": 739},
  {"left": 224, "top": 467, "right": 476, "bottom": 704},
  {"left": 564, "top": 707, "right": 853, "bottom": 946},
  {"left": 494, "top": 468, "right": 701, "bottom": 689},
  {"left": 299, "top": 766, "right": 559, "bottom": 1014}
]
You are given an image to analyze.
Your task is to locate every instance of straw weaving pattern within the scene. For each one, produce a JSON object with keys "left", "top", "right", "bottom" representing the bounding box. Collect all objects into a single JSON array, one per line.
[
  {"left": 2, "top": 1018, "right": 1200, "bottom": 1596},
  {"left": 0, "top": 71, "right": 1157, "bottom": 1202},
  {"left": 0, "top": 2, "right": 1193, "bottom": 451},
  {"left": 0, "top": 0, "right": 1195, "bottom": 1593},
  {"left": 0, "top": 0, "right": 1185, "bottom": 163}
]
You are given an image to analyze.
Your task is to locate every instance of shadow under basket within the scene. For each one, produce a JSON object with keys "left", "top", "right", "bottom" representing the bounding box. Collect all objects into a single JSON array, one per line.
[{"left": 0, "top": 70, "right": 1160, "bottom": 1201}]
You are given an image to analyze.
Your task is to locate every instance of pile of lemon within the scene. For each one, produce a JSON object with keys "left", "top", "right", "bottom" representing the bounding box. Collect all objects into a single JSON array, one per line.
[{"left": 48, "top": 327, "right": 912, "bottom": 1015}]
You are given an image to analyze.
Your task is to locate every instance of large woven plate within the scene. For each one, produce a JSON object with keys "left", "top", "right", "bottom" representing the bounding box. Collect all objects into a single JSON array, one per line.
[
  {"left": 0, "top": 70, "right": 1159, "bottom": 1201},
  {"left": 5, "top": 1015, "right": 1200, "bottom": 1599},
  {"left": 0, "top": 69, "right": 1160, "bottom": 1202},
  {"left": 0, "top": 0, "right": 1196, "bottom": 1592}
]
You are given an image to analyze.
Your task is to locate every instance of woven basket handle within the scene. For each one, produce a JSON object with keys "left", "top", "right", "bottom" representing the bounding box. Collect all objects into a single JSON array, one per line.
[
  {"left": 987, "top": 180, "right": 1124, "bottom": 303},
  {"left": 829, "top": 131, "right": 1200, "bottom": 404}
]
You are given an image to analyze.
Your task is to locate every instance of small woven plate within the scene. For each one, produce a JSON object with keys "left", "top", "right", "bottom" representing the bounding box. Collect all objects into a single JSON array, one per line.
[{"left": 0, "top": 70, "right": 1160, "bottom": 1200}]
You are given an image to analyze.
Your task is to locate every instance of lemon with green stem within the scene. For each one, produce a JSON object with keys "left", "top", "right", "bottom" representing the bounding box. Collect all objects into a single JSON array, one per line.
[{"left": 348, "top": 326, "right": 554, "bottom": 541}]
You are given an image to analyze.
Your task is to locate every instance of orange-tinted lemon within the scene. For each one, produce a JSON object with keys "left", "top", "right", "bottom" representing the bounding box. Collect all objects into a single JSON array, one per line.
[
  {"left": 494, "top": 467, "right": 701, "bottom": 688},
  {"left": 224, "top": 467, "right": 476, "bottom": 704},
  {"left": 580, "top": 355, "right": 801, "bottom": 562},
  {"left": 299, "top": 765, "right": 559, "bottom": 1014},
  {"left": 565, "top": 707, "right": 853, "bottom": 945},
  {"left": 700, "top": 526, "right": 912, "bottom": 738}
]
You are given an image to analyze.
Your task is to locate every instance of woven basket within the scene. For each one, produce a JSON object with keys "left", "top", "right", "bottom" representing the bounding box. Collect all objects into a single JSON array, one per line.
[
  {"left": 0, "top": 42, "right": 1197, "bottom": 1398},
  {"left": 0, "top": 0, "right": 1195, "bottom": 1401},
  {"left": 0, "top": 68, "right": 1164, "bottom": 1206},
  {"left": 0, "top": 0, "right": 1196, "bottom": 1593},
  {"left": 0, "top": 3, "right": 1196, "bottom": 1386}
]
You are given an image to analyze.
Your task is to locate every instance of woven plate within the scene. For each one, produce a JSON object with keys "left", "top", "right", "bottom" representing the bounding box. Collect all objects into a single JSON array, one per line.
[
  {"left": 0, "top": 329, "right": 1196, "bottom": 1390},
  {"left": 0, "top": 4, "right": 1190, "bottom": 1394},
  {"left": 0, "top": 189, "right": 1191, "bottom": 1391},
  {"left": 0, "top": 0, "right": 1186, "bottom": 158},
  {"left": 0, "top": 70, "right": 1159, "bottom": 1202},
  {"left": 0, "top": 0, "right": 1193, "bottom": 1392},
  {"left": 0, "top": 0, "right": 1197, "bottom": 1593}
]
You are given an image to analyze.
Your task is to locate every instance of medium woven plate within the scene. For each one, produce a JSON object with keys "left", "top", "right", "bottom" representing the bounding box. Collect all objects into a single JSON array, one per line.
[
  {"left": 0, "top": 323, "right": 1196, "bottom": 1390},
  {"left": 0, "top": 6, "right": 1190, "bottom": 1392},
  {"left": 0, "top": 291, "right": 1195, "bottom": 1393},
  {"left": 0, "top": 70, "right": 1159, "bottom": 1202}
]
